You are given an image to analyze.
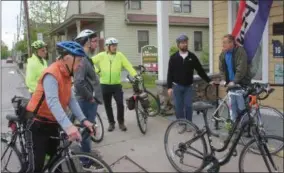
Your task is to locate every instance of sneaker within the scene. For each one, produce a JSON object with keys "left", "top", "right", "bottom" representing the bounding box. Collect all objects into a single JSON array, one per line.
[
  {"left": 83, "top": 163, "right": 104, "bottom": 172},
  {"left": 119, "top": 123, "right": 127, "bottom": 131},
  {"left": 108, "top": 123, "right": 115, "bottom": 132}
]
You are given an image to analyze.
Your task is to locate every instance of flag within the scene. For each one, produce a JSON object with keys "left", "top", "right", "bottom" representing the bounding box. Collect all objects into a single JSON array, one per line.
[{"left": 232, "top": 0, "right": 273, "bottom": 63}]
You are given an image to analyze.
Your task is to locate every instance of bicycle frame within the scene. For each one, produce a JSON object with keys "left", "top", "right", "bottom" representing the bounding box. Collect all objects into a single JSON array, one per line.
[
  {"left": 41, "top": 132, "right": 78, "bottom": 172},
  {"left": 181, "top": 108, "right": 265, "bottom": 167}
]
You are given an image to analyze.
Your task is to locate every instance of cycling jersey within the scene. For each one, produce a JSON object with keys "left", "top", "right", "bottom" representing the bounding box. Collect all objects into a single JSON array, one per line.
[
  {"left": 25, "top": 54, "right": 48, "bottom": 93},
  {"left": 91, "top": 51, "right": 137, "bottom": 84}
]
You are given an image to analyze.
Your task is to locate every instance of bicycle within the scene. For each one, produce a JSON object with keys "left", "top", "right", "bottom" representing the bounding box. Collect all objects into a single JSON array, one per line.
[
  {"left": 205, "top": 82, "right": 284, "bottom": 151},
  {"left": 1, "top": 96, "right": 112, "bottom": 173},
  {"left": 164, "top": 85, "right": 284, "bottom": 172},
  {"left": 69, "top": 111, "right": 104, "bottom": 143},
  {"left": 126, "top": 65, "right": 159, "bottom": 134}
]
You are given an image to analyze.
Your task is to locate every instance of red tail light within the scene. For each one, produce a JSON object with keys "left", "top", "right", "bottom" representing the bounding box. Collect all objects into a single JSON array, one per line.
[{"left": 8, "top": 121, "right": 17, "bottom": 133}]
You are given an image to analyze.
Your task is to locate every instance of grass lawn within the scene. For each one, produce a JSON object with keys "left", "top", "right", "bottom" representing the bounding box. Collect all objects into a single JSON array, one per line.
[{"left": 121, "top": 74, "right": 157, "bottom": 89}]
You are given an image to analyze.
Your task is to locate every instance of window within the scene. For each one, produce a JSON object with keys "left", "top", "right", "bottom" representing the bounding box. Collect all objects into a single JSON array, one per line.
[
  {"left": 194, "top": 31, "right": 203, "bottom": 51},
  {"left": 128, "top": 0, "right": 141, "bottom": 10},
  {"left": 137, "top": 30, "right": 149, "bottom": 53},
  {"left": 173, "top": 0, "right": 191, "bottom": 13}
]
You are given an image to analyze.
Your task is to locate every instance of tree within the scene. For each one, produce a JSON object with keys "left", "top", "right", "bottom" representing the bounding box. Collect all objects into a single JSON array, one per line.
[
  {"left": 1, "top": 41, "right": 10, "bottom": 59},
  {"left": 28, "top": 1, "right": 67, "bottom": 28}
]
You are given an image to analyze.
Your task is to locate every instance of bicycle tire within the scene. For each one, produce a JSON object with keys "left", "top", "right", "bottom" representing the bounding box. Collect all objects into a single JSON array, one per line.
[
  {"left": 144, "top": 89, "right": 161, "bottom": 117},
  {"left": 49, "top": 152, "right": 113, "bottom": 173},
  {"left": 240, "top": 106, "right": 284, "bottom": 153},
  {"left": 1, "top": 136, "right": 24, "bottom": 172},
  {"left": 239, "top": 135, "right": 284, "bottom": 172},
  {"left": 90, "top": 113, "right": 104, "bottom": 143},
  {"left": 135, "top": 99, "right": 147, "bottom": 134},
  {"left": 164, "top": 119, "right": 207, "bottom": 172},
  {"left": 70, "top": 113, "right": 104, "bottom": 143}
]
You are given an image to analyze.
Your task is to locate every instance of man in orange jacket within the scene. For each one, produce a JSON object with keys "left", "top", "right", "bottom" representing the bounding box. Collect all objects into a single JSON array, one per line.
[{"left": 26, "top": 41, "right": 94, "bottom": 172}]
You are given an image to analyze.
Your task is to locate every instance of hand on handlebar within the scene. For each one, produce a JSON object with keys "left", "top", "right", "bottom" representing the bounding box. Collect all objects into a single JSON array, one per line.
[{"left": 66, "top": 125, "right": 82, "bottom": 142}]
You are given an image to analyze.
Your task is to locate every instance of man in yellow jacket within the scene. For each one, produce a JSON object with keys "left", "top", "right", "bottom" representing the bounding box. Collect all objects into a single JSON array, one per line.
[
  {"left": 25, "top": 40, "right": 48, "bottom": 94},
  {"left": 91, "top": 37, "right": 137, "bottom": 132}
]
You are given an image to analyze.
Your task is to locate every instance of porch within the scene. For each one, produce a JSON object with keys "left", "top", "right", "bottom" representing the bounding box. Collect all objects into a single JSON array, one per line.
[{"left": 49, "top": 12, "right": 105, "bottom": 61}]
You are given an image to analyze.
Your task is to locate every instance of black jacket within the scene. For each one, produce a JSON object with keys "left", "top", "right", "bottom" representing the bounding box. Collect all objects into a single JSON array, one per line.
[{"left": 167, "top": 51, "right": 211, "bottom": 88}]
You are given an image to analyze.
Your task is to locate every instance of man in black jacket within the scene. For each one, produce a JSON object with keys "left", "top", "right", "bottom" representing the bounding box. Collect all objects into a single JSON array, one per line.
[{"left": 167, "top": 34, "right": 214, "bottom": 122}]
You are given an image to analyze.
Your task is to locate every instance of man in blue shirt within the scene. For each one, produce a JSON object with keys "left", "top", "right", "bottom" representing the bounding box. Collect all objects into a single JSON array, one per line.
[{"left": 219, "top": 34, "right": 252, "bottom": 121}]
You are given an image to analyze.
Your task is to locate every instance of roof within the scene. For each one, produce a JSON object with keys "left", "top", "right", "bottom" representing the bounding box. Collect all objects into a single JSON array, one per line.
[
  {"left": 126, "top": 14, "right": 209, "bottom": 26},
  {"left": 49, "top": 12, "right": 104, "bottom": 35}
]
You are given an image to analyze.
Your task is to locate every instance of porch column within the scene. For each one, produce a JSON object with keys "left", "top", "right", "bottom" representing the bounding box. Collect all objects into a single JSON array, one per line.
[
  {"left": 156, "top": 1, "right": 169, "bottom": 82},
  {"left": 64, "top": 29, "right": 68, "bottom": 40},
  {"left": 76, "top": 20, "right": 81, "bottom": 35}
]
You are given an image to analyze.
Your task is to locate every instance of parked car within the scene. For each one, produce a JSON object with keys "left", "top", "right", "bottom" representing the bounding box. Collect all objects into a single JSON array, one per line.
[{"left": 6, "top": 57, "right": 13, "bottom": 63}]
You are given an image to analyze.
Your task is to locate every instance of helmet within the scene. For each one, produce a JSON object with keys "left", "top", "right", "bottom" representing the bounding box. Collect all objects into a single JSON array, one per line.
[
  {"left": 105, "top": 37, "right": 118, "bottom": 46},
  {"left": 74, "top": 29, "right": 97, "bottom": 41},
  {"left": 176, "top": 34, "right": 189, "bottom": 44},
  {"left": 56, "top": 41, "right": 86, "bottom": 57},
  {"left": 31, "top": 40, "right": 47, "bottom": 49}
]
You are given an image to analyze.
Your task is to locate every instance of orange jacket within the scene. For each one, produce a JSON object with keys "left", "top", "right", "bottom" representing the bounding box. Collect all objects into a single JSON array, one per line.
[{"left": 26, "top": 61, "right": 72, "bottom": 122}]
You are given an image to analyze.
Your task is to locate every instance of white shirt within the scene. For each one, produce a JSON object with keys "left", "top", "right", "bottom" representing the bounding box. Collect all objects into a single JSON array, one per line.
[{"left": 179, "top": 51, "right": 188, "bottom": 59}]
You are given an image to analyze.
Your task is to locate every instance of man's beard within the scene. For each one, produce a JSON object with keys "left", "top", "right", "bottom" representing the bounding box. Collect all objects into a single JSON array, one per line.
[{"left": 180, "top": 47, "right": 188, "bottom": 52}]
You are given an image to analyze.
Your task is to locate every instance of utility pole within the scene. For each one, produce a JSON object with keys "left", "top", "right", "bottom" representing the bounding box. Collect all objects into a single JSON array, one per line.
[{"left": 23, "top": 0, "right": 32, "bottom": 57}]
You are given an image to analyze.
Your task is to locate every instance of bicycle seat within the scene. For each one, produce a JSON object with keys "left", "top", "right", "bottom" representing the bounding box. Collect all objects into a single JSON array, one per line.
[
  {"left": 6, "top": 114, "right": 19, "bottom": 121},
  {"left": 192, "top": 101, "right": 214, "bottom": 112}
]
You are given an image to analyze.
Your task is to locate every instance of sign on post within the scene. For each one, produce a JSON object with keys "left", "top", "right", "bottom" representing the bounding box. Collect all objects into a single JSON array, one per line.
[
  {"left": 272, "top": 40, "right": 284, "bottom": 58},
  {"left": 37, "top": 33, "right": 43, "bottom": 41},
  {"left": 141, "top": 45, "right": 158, "bottom": 73}
]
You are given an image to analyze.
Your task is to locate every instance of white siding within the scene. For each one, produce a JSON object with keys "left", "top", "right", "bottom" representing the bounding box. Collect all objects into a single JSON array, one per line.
[
  {"left": 105, "top": 1, "right": 209, "bottom": 66},
  {"left": 126, "top": 1, "right": 209, "bottom": 18}
]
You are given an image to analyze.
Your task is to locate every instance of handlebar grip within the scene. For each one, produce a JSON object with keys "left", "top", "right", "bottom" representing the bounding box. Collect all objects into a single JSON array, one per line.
[{"left": 138, "top": 65, "right": 146, "bottom": 73}]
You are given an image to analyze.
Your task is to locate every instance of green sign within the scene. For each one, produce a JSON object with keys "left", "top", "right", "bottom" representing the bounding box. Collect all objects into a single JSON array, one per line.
[{"left": 141, "top": 45, "right": 158, "bottom": 72}]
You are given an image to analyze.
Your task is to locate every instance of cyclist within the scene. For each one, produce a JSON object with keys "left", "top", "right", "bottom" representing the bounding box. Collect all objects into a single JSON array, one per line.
[
  {"left": 25, "top": 40, "right": 48, "bottom": 95},
  {"left": 219, "top": 34, "right": 251, "bottom": 122},
  {"left": 91, "top": 37, "right": 138, "bottom": 132},
  {"left": 73, "top": 29, "right": 103, "bottom": 157},
  {"left": 26, "top": 41, "right": 94, "bottom": 172},
  {"left": 167, "top": 34, "right": 214, "bottom": 123}
]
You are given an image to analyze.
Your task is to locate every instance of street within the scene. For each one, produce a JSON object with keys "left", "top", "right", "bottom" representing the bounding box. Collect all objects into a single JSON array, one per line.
[{"left": 1, "top": 61, "right": 283, "bottom": 172}]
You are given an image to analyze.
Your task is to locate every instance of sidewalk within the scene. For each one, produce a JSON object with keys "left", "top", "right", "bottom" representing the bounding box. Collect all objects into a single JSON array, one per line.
[{"left": 16, "top": 66, "right": 283, "bottom": 172}]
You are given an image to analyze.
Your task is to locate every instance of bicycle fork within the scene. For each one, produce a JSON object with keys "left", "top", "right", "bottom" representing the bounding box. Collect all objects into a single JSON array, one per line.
[{"left": 252, "top": 128, "right": 278, "bottom": 172}]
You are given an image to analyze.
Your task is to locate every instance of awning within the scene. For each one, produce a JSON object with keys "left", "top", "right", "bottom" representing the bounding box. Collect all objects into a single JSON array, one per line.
[{"left": 49, "top": 12, "right": 104, "bottom": 35}]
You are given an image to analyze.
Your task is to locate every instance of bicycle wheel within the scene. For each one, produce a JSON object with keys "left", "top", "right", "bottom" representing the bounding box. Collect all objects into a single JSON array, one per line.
[
  {"left": 240, "top": 106, "right": 284, "bottom": 153},
  {"left": 164, "top": 119, "right": 207, "bottom": 172},
  {"left": 1, "top": 134, "right": 23, "bottom": 172},
  {"left": 239, "top": 135, "right": 284, "bottom": 172},
  {"left": 135, "top": 99, "right": 148, "bottom": 134},
  {"left": 144, "top": 89, "right": 160, "bottom": 117},
  {"left": 91, "top": 113, "right": 104, "bottom": 143},
  {"left": 50, "top": 152, "right": 113, "bottom": 172}
]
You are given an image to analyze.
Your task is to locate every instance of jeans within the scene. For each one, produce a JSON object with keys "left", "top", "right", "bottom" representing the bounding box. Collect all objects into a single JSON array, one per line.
[
  {"left": 228, "top": 90, "right": 246, "bottom": 121},
  {"left": 77, "top": 100, "right": 98, "bottom": 155},
  {"left": 173, "top": 84, "right": 193, "bottom": 121}
]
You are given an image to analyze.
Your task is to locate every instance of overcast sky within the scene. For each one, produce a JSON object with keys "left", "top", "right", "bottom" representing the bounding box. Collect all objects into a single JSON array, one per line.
[{"left": 1, "top": 1, "right": 21, "bottom": 50}]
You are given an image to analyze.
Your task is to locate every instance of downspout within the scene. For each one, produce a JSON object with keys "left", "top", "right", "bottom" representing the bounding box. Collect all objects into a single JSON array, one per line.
[
  {"left": 78, "top": 0, "right": 81, "bottom": 14},
  {"left": 124, "top": 0, "right": 130, "bottom": 23}
]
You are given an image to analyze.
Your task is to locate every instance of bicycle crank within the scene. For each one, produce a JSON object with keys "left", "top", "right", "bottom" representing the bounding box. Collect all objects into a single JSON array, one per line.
[{"left": 203, "top": 155, "right": 220, "bottom": 173}]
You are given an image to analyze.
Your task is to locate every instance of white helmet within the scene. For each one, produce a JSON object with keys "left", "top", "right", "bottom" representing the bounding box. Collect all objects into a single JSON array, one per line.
[
  {"left": 105, "top": 37, "right": 118, "bottom": 46},
  {"left": 75, "top": 29, "right": 96, "bottom": 41}
]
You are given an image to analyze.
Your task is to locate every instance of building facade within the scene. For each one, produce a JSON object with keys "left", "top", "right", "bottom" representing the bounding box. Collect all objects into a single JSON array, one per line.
[
  {"left": 50, "top": 0, "right": 210, "bottom": 66},
  {"left": 212, "top": 0, "right": 283, "bottom": 111}
]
